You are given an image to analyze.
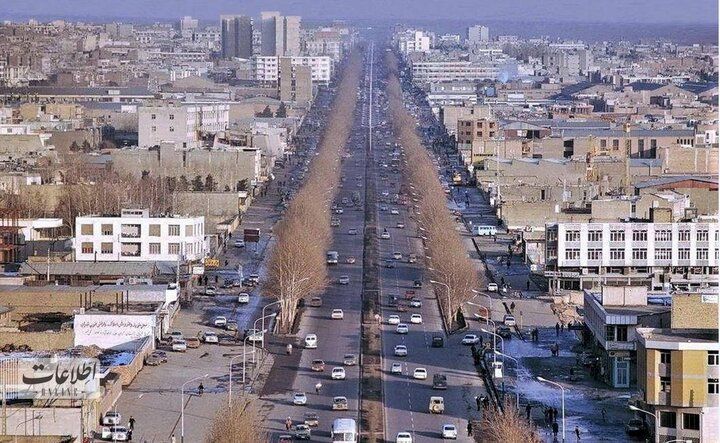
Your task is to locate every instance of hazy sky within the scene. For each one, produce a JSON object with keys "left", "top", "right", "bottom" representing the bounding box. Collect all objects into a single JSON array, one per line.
[{"left": 2, "top": 0, "right": 718, "bottom": 24}]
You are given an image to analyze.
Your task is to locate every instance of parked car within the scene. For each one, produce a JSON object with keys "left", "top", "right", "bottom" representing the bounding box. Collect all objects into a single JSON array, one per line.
[
  {"left": 305, "top": 334, "right": 318, "bottom": 349},
  {"left": 234, "top": 239, "right": 245, "bottom": 248},
  {"left": 432, "top": 374, "right": 448, "bottom": 390},
  {"left": 343, "top": 354, "right": 357, "bottom": 366},
  {"left": 225, "top": 321, "right": 238, "bottom": 332},
  {"left": 185, "top": 337, "right": 201, "bottom": 348},
  {"left": 462, "top": 334, "right": 480, "bottom": 345},
  {"left": 100, "top": 426, "right": 129, "bottom": 441},
  {"left": 345, "top": 256, "right": 356, "bottom": 264},
  {"left": 441, "top": 424, "right": 458, "bottom": 439},
  {"left": 278, "top": 435, "right": 292, "bottom": 443},
  {"left": 413, "top": 368, "right": 428, "bottom": 380},
  {"left": 380, "top": 230, "right": 391, "bottom": 239},
  {"left": 204, "top": 286, "right": 217, "bottom": 296},
  {"left": 331, "top": 309, "right": 344, "bottom": 320},
  {"left": 168, "top": 331, "right": 184, "bottom": 342},
  {"left": 213, "top": 316, "right": 228, "bottom": 327},
  {"left": 625, "top": 418, "right": 647, "bottom": 436},
  {"left": 348, "top": 228, "right": 358, "bottom": 235},
  {"left": 496, "top": 325, "right": 512, "bottom": 338},
  {"left": 308, "top": 296, "right": 322, "bottom": 307},
  {"left": 331, "top": 367, "right": 346, "bottom": 380},
  {"left": 144, "top": 351, "right": 167, "bottom": 366},
  {"left": 396, "top": 222, "right": 405, "bottom": 229},
  {"left": 101, "top": 411, "right": 121, "bottom": 426},
  {"left": 431, "top": 336, "right": 444, "bottom": 348},
  {"left": 503, "top": 314, "right": 516, "bottom": 326},
  {"left": 311, "top": 359, "right": 325, "bottom": 372},
  {"left": 237, "top": 293, "right": 250, "bottom": 304},
  {"left": 413, "top": 280, "right": 422, "bottom": 288},
  {"left": 392, "top": 252, "right": 402, "bottom": 260},
  {"left": 332, "top": 396, "right": 348, "bottom": 410},
  {"left": 171, "top": 340, "right": 187, "bottom": 352},
  {"left": 202, "top": 331, "right": 219, "bottom": 343},
  {"left": 487, "top": 283, "right": 498, "bottom": 292}
]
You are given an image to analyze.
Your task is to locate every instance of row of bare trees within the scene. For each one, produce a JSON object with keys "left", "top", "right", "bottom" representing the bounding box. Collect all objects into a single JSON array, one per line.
[
  {"left": 206, "top": 399, "right": 267, "bottom": 443},
  {"left": 264, "top": 48, "right": 364, "bottom": 333},
  {"left": 478, "top": 400, "right": 542, "bottom": 442},
  {"left": 386, "top": 52, "right": 478, "bottom": 327}
]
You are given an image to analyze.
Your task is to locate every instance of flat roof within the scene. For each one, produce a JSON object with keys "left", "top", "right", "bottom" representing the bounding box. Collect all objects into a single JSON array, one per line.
[{"left": 638, "top": 328, "right": 718, "bottom": 345}]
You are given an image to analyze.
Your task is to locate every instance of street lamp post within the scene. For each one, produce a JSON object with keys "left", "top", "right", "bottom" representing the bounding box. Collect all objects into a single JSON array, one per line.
[
  {"left": 480, "top": 327, "right": 504, "bottom": 363},
  {"left": 471, "top": 289, "right": 493, "bottom": 320},
  {"left": 429, "top": 279, "right": 452, "bottom": 324},
  {"left": 253, "top": 313, "right": 277, "bottom": 362},
  {"left": 466, "top": 301, "right": 490, "bottom": 324},
  {"left": 495, "top": 350, "right": 520, "bottom": 410},
  {"left": 629, "top": 405, "right": 657, "bottom": 442},
  {"left": 261, "top": 300, "right": 282, "bottom": 334},
  {"left": 229, "top": 351, "right": 256, "bottom": 407},
  {"left": 537, "top": 376, "right": 565, "bottom": 443},
  {"left": 181, "top": 374, "right": 209, "bottom": 443}
]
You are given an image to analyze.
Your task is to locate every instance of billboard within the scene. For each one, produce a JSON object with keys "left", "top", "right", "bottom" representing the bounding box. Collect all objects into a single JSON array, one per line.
[
  {"left": 0, "top": 357, "right": 100, "bottom": 400},
  {"left": 244, "top": 228, "right": 261, "bottom": 243},
  {"left": 74, "top": 314, "right": 155, "bottom": 350}
]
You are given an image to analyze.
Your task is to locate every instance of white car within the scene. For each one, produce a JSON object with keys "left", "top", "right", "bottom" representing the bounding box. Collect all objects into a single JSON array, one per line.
[
  {"left": 213, "top": 316, "right": 227, "bottom": 327},
  {"left": 380, "top": 231, "right": 391, "bottom": 239},
  {"left": 101, "top": 426, "right": 129, "bottom": 441},
  {"left": 346, "top": 256, "right": 356, "bottom": 264},
  {"left": 348, "top": 228, "right": 358, "bottom": 235},
  {"left": 293, "top": 392, "right": 308, "bottom": 405},
  {"left": 387, "top": 315, "right": 401, "bottom": 325},
  {"left": 331, "top": 309, "right": 344, "bottom": 320},
  {"left": 390, "top": 208, "right": 400, "bottom": 215},
  {"left": 393, "top": 252, "right": 402, "bottom": 260},
  {"left": 331, "top": 367, "right": 346, "bottom": 380},
  {"left": 413, "top": 368, "right": 428, "bottom": 380},
  {"left": 237, "top": 292, "right": 250, "bottom": 304},
  {"left": 234, "top": 239, "right": 245, "bottom": 248},
  {"left": 396, "top": 431, "right": 413, "bottom": 443},
  {"left": 172, "top": 339, "right": 187, "bottom": 352},
  {"left": 305, "top": 334, "right": 318, "bottom": 349},
  {"left": 391, "top": 362, "right": 403, "bottom": 374},
  {"left": 102, "top": 411, "right": 121, "bottom": 426},
  {"left": 338, "top": 275, "right": 350, "bottom": 285},
  {"left": 394, "top": 345, "right": 408, "bottom": 357},
  {"left": 204, "top": 286, "right": 217, "bottom": 296},
  {"left": 168, "top": 331, "right": 184, "bottom": 341},
  {"left": 487, "top": 283, "right": 499, "bottom": 292},
  {"left": 396, "top": 323, "right": 409, "bottom": 334},
  {"left": 503, "top": 314, "right": 516, "bottom": 326},
  {"left": 410, "top": 314, "right": 423, "bottom": 324},
  {"left": 442, "top": 424, "right": 458, "bottom": 439},
  {"left": 396, "top": 222, "right": 405, "bottom": 229},
  {"left": 461, "top": 334, "right": 480, "bottom": 345},
  {"left": 408, "top": 298, "right": 422, "bottom": 308},
  {"left": 202, "top": 331, "right": 219, "bottom": 343}
]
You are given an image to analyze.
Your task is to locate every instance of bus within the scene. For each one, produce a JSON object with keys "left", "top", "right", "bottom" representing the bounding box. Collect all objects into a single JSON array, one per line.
[
  {"left": 331, "top": 418, "right": 357, "bottom": 442},
  {"left": 473, "top": 225, "right": 497, "bottom": 236}
]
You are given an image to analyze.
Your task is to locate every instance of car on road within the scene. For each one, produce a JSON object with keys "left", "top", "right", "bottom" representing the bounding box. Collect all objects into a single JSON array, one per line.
[
  {"left": 234, "top": 239, "right": 245, "bottom": 248},
  {"left": 396, "top": 222, "right": 405, "bottom": 229},
  {"left": 390, "top": 208, "right": 399, "bottom": 215},
  {"left": 387, "top": 314, "right": 400, "bottom": 325},
  {"left": 392, "top": 252, "right": 402, "bottom": 260},
  {"left": 345, "top": 256, "right": 356, "bottom": 264},
  {"left": 343, "top": 354, "right": 357, "bottom": 366},
  {"left": 204, "top": 286, "right": 217, "bottom": 296},
  {"left": 625, "top": 418, "right": 647, "bottom": 436},
  {"left": 348, "top": 228, "right": 358, "bottom": 235},
  {"left": 395, "top": 432, "right": 413, "bottom": 443},
  {"left": 394, "top": 345, "right": 408, "bottom": 357},
  {"left": 413, "top": 368, "right": 428, "bottom": 380},
  {"left": 292, "top": 392, "right": 307, "bottom": 405},
  {"left": 331, "top": 218, "right": 341, "bottom": 227},
  {"left": 410, "top": 314, "right": 423, "bottom": 324},
  {"left": 332, "top": 396, "right": 348, "bottom": 411},
  {"left": 396, "top": 323, "right": 409, "bottom": 334},
  {"left": 304, "top": 334, "right": 318, "bottom": 349},
  {"left": 171, "top": 339, "right": 187, "bottom": 352},
  {"left": 441, "top": 424, "right": 458, "bottom": 439},
  {"left": 303, "top": 412, "right": 319, "bottom": 427},
  {"left": 237, "top": 292, "right": 250, "bottom": 304},
  {"left": 335, "top": 208, "right": 344, "bottom": 214},
  {"left": 503, "top": 314, "right": 516, "bottom": 326},
  {"left": 408, "top": 253, "right": 417, "bottom": 263},
  {"left": 462, "top": 334, "right": 480, "bottom": 345},
  {"left": 242, "top": 277, "right": 258, "bottom": 287},
  {"left": 487, "top": 283, "right": 498, "bottom": 292},
  {"left": 311, "top": 359, "right": 325, "bottom": 372},
  {"left": 202, "top": 331, "right": 219, "bottom": 344},
  {"left": 102, "top": 411, "right": 121, "bottom": 426},
  {"left": 169, "top": 331, "right": 184, "bottom": 341},
  {"left": 413, "top": 280, "right": 422, "bottom": 288},
  {"left": 331, "top": 367, "right": 346, "bottom": 380},
  {"left": 432, "top": 374, "right": 448, "bottom": 390},
  {"left": 225, "top": 321, "right": 238, "bottom": 332},
  {"left": 245, "top": 329, "right": 263, "bottom": 342},
  {"left": 431, "top": 336, "right": 444, "bottom": 348},
  {"left": 384, "top": 259, "right": 395, "bottom": 268},
  {"left": 213, "top": 316, "right": 227, "bottom": 327},
  {"left": 144, "top": 351, "right": 167, "bottom": 366},
  {"left": 338, "top": 275, "right": 350, "bottom": 285},
  {"left": 380, "top": 230, "right": 391, "bottom": 239},
  {"left": 496, "top": 325, "right": 512, "bottom": 338},
  {"left": 278, "top": 435, "right": 292, "bottom": 443},
  {"left": 408, "top": 298, "right": 422, "bottom": 308},
  {"left": 331, "top": 309, "right": 344, "bottom": 320},
  {"left": 308, "top": 296, "right": 322, "bottom": 307},
  {"left": 429, "top": 396, "right": 445, "bottom": 414},
  {"left": 100, "top": 426, "right": 129, "bottom": 441},
  {"left": 380, "top": 205, "right": 388, "bottom": 211},
  {"left": 291, "top": 424, "right": 311, "bottom": 440},
  {"left": 390, "top": 362, "right": 403, "bottom": 374}
]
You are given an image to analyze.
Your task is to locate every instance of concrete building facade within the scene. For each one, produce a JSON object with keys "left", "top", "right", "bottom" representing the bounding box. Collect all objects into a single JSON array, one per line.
[
  {"left": 138, "top": 103, "right": 229, "bottom": 148},
  {"left": 220, "top": 15, "right": 253, "bottom": 59}
]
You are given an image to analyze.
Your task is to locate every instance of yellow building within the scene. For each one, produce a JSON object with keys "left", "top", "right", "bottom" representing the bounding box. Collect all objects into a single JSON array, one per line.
[{"left": 635, "top": 293, "right": 719, "bottom": 443}]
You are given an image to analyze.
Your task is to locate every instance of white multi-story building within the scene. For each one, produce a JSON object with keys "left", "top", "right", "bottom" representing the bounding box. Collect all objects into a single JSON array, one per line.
[
  {"left": 253, "top": 55, "right": 332, "bottom": 84},
  {"left": 138, "top": 102, "right": 229, "bottom": 148},
  {"left": 467, "top": 25, "right": 489, "bottom": 45},
  {"left": 411, "top": 60, "right": 501, "bottom": 86},
  {"left": 74, "top": 209, "right": 206, "bottom": 262},
  {"left": 397, "top": 30, "right": 431, "bottom": 56},
  {"left": 545, "top": 220, "right": 719, "bottom": 292}
]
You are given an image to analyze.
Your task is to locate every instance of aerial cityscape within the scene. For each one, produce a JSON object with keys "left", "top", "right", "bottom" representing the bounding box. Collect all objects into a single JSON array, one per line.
[{"left": 0, "top": 1, "right": 717, "bottom": 442}]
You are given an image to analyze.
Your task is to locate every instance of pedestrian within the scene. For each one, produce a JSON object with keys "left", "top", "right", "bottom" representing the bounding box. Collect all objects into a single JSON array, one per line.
[
  {"left": 552, "top": 421, "right": 559, "bottom": 439},
  {"left": 483, "top": 396, "right": 489, "bottom": 409},
  {"left": 127, "top": 429, "right": 133, "bottom": 441},
  {"left": 553, "top": 407, "right": 558, "bottom": 421},
  {"left": 478, "top": 335, "right": 484, "bottom": 347},
  {"left": 501, "top": 277, "right": 505, "bottom": 286},
  {"left": 475, "top": 396, "right": 481, "bottom": 411},
  {"left": 128, "top": 416, "right": 135, "bottom": 430},
  {"left": 544, "top": 408, "right": 549, "bottom": 424},
  {"left": 285, "top": 417, "right": 292, "bottom": 431},
  {"left": 555, "top": 322, "right": 560, "bottom": 336},
  {"left": 510, "top": 301, "right": 516, "bottom": 312},
  {"left": 526, "top": 404, "right": 532, "bottom": 419},
  {"left": 315, "top": 381, "right": 322, "bottom": 394},
  {"left": 467, "top": 421, "right": 473, "bottom": 436},
  {"left": 561, "top": 322, "right": 565, "bottom": 333},
  {"left": 473, "top": 354, "right": 480, "bottom": 365},
  {"left": 601, "top": 408, "right": 607, "bottom": 422},
  {"left": 575, "top": 426, "right": 581, "bottom": 440},
  {"left": 526, "top": 280, "right": 531, "bottom": 290},
  {"left": 470, "top": 344, "right": 477, "bottom": 356},
  {"left": 198, "top": 382, "right": 204, "bottom": 395}
]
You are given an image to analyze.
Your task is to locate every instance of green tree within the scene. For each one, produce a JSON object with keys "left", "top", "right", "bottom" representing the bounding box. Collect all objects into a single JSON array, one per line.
[
  {"left": 275, "top": 101, "right": 287, "bottom": 118},
  {"left": 191, "top": 175, "right": 204, "bottom": 191}
]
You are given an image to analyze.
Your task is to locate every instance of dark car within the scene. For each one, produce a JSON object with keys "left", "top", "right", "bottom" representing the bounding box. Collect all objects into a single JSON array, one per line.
[
  {"left": 625, "top": 418, "right": 647, "bottom": 436},
  {"left": 431, "top": 336, "right": 444, "bottom": 348},
  {"left": 432, "top": 373, "right": 448, "bottom": 389},
  {"left": 413, "top": 280, "right": 422, "bottom": 288},
  {"left": 496, "top": 325, "right": 512, "bottom": 338}
]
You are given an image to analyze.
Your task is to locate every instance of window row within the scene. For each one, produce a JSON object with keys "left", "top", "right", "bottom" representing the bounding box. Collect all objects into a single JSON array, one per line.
[
  {"left": 80, "top": 223, "right": 200, "bottom": 237},
  {"left": 564, "top": 248, "right": 712, "bottom": 261},
  {"left": 564, "top": 229, "right": 713, "bottom": 243},
  {"left": 80, "top": 242, "right": 187, "bottom": 255}
]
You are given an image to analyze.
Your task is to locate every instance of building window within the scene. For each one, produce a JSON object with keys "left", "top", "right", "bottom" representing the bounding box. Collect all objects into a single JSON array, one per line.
[
  {"left": 151, "top": 126, "right": 157, "bottom": 132},
  {"left": 80, "top": 224, "right": 94, "bottom": 235},
  {"left": 151, "top": 114, "right": 156, "bottom": 120},
  {"left": 709, "top": 379, "right": 720, "bottom": 395},
  {"left": 612, "top": 139, "right": 619, "bottom": 150},
  {"left": 169, "top": 224, "right": 180, "bottom": 236},
  {"left": 709, "top": 351, "right": 719, "bottom": 366},
  {"left": 660, "top": 376, "right": 671, "bottom": 393},
  {"left": 565, "top": 249, "right": 580, "bottom": 260},
  {"left": 682, "top": 413, "right": 700, "bottom": 430},
  {"left": 660, "top": 350, "right": 671, "bottom": 365},
  {"left": 655, "top": 230, "right": 671, "bottom": 242},
  {"left": 101, "top": 224, "right": 113, "bottom": 236},
  {"left": 169, "top": 127, "right": 174, "bottom": 132},
  {"left": 547, "top": 229, "right": 557, "bottom": 242},
  {"left": 100, "top": 242, "right": 113, "bottom": 254},
  {"left": 185, "top": 225, "right": 193, "bottom": 236},
  {"left": 605, "top": 325, "right": 615, "bottom": 341},
  {"left": 168, "top": 243, "right": 181, "bottom": 255},
  {"left": 149, "top": 243, "right": 161, "bottom": 255},
  {"left": 678, "top": 249, "right": 690, "bottom": 260},
  {"left": 678, "top": 230, "right": 690, "bottom": 241},
  {"left": 610, "top": 230, "right": 625, "bottom": 242},
  {"left": 81, "top": 242, "right": 93, "bottom": 254},
  {"left": 616, "top": 325, "right": 628, "bottom": 341},
  {"left": 147, "top": 224, "right": 160, "bottom": 237},
  {"left": 697, "top": 249, "right": 709, "bottom": 260},
  {"left": 655, "top": 249, "right": 672, "bottom": 260},
  {"left": 588, "top": 249, "right": 602, "bottom": 260},
  {"left": 610, "top": 249, "right": 625, "bottom": 260},
  {"left": 697, "top": 230, "right": 709, "bottom": 241},
  {"left": 565, "top": 230, "right": 580, "bottom": 242},
  {"left": 659, "top": 411, "right": 676, "bottom": 429},
  {"left": 632, "top": 249, "right": 647, "bottom": 260},
  {"left": 588, "top": 230, "right": 602, "bottom": 242},
  {"left": 547, "top": 246, "right": 557, "bottom": 259},
  {"left": 632, "top": 230, "right": 647, "bottom": 242},
  {"left": 169, "top": 114, "right": 174, "bottom": 120}
]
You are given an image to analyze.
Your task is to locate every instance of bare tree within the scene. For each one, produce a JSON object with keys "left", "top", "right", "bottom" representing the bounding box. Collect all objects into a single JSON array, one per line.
[
  {"left": 206, "top": 399, "right": 267, "bottom": 443},
  {"left": 478, "top": 400, "right": 542, "bottom": 443}
]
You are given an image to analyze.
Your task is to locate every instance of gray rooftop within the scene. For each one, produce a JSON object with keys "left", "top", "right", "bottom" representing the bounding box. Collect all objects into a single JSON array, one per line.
[
  {"left": 18, "top": 261, "right": 175, "bottom": 277},
  {"left": 634, "top": 175, "right": 719, "bottom": 189}
]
